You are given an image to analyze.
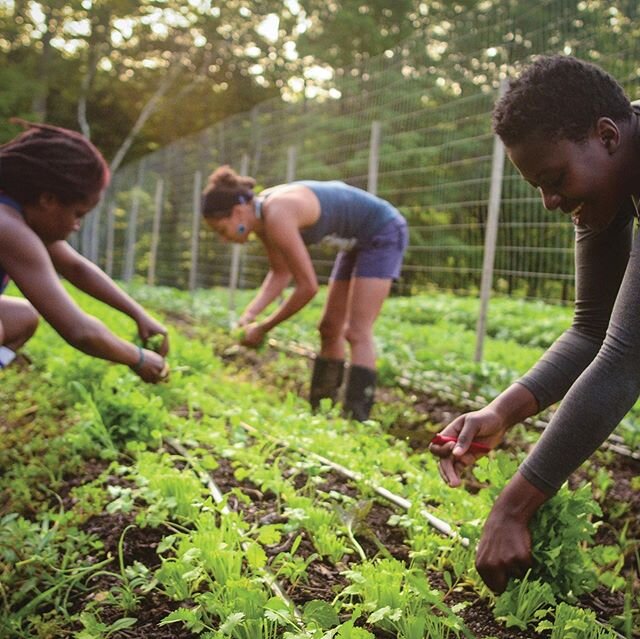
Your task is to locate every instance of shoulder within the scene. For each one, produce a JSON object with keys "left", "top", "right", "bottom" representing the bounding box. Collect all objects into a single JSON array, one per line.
[
  {"left": 262, "top": 184, "right": 317, "bottom": 216},
  {"left": 0, "top": 205, "right": 30, "bottom": 248},
  {"left": 0, "top": 206, "right": 46, "bottom": 268}
]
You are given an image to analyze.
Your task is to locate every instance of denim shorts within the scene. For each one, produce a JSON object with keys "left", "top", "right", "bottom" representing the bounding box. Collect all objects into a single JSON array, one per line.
[{"left": 330, "top": 216, "right": 408, "bottom": 281}]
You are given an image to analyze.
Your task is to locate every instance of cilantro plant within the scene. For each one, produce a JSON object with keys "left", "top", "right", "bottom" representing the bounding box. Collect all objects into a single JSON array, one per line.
[{"left": 473, "top": 453, "right": 601, "bottom": 599}]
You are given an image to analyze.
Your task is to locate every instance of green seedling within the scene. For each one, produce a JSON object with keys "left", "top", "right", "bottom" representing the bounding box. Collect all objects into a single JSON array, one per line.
[
  {"left": 494, "top": 570, "right": 556, "bottom": 630},
  {"left": 230, "top": 325, "right": 266, "bottom": 351},
  {"left": 145, "top": 333, "right": 166, "bottom": 353}
]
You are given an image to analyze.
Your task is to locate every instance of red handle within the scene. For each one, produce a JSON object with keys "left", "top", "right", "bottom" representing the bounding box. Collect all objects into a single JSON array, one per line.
[{"left": 430, "top": 433, "right": 491, "bottom": 452}]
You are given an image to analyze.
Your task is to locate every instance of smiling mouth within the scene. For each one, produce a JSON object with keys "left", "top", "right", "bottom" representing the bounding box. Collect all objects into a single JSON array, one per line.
[{"left": 568, "top": 202, "right": 584, "bottom": 224}]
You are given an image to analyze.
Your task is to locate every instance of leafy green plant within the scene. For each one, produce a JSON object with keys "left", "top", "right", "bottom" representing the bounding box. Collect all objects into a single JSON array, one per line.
[
  {"left": 339, "top": 558, "right": 473, "bottom": 639},
  {"left": 75, "top": 611, "right": 137, "bottom": 639},
  {"left": 537, "top": 602, "right": 620, "bottom": 638},
  {"left": 494, "top": 570, "right": 556, "bottom": 630},
  {"left": 474, "top": 454, "right": 601, "bottom": 598}
]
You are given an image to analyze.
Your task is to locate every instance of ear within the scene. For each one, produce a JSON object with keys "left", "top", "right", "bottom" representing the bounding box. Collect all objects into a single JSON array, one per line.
[
  {"left": 38, "top": 192, "right": 58, "bottom": 210},
  {"left": 595, "top": 117, "right": 621, "bottom": 154}
]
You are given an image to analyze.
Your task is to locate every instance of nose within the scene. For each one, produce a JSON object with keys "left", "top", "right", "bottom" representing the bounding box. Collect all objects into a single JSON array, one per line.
[{"left": 538, "top": 187, "right": 562, "bottom": 211}]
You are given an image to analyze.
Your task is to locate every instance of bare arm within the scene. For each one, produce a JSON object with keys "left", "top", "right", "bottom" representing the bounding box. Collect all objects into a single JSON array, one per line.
[
  {"left": 256, "top": 212, "right": 318, "bottom": 332},
  {"left": 238, "top": 247, "right": 292, "bottom": 324},
  {"left": 239, "top": 210, "right": 317, "bottom": 347},
  {"left": 48, "top": 241, "right": 168, "bottom": 355},
  {"left": 0, "top": 218, "right": 166, "bottom": 382}
]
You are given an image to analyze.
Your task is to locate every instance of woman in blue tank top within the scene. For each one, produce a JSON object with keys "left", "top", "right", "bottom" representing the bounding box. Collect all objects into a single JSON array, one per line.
[
  {"left": 0, "top": 120, "right": 169, "bottom": 381},
  {"left": 202, "top": 165, "right": 408, "bottom": 421}
]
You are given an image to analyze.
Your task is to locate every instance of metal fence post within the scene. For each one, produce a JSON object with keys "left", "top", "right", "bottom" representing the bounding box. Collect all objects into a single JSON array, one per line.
[
  {"left": 474, "top": 79, "right": 508, "bottom": 363},
  {"left": 189, "top": 171, "right": 202, "bottom": 291},
  {"left": 147, "top": 177, "right": 164, "bottom": 286},
  {"left": 228, "top": 152, "right": 250, "bottom": 321},
  {"left": 286, "top": 145, "right": 297, "bottom": 183},
  {"left": 122, "top": 161, "right": 145, "bottom": 282},
  {"left": 367, "top": 120, "right": 382, "bottom": 195},
  {"left": 80, "top": 212, "right": 91, "bottom": 256},
  {"left": 105, "top": 201, "right": 115, "bottom": 276},
  {"left": 89, "top": 202, "right": 102, "bottom": 264}
]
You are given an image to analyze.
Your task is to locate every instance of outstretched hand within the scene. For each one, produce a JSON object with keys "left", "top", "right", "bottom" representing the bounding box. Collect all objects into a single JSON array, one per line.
[
  {"left": 239, "top": 322, "right": 267, "bottom": 349},
  {"left": 429, "top": 406, "right": 507, "bottom": 487},
  {"left": 136, "top": 314, "right": 169, "bottom": 356},
  {"left": 132, "top": 348, "right": 169, "bottom": 384}
]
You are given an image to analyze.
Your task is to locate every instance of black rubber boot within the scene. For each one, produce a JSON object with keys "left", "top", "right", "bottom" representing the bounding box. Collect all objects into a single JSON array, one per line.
[
  {"left": 343, "top": 365, "right": 377, "bottom": 421},
  {"left": 309, "top": 356, "right": 345, "bottom": 411}
]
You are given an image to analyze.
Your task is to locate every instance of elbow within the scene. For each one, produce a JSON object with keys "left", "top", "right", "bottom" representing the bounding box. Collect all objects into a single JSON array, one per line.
[
  {"left": 58, "top": 318, "right": 102, "bottom": 352},
  {"left": 300, "top": 281, "right": 318, "bottom": 300}
]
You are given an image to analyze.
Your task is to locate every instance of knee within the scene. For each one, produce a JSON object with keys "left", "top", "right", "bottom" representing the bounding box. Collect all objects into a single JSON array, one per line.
[
  {"left": 318, "top": 317, "right": 344, "bottom": 342},
  {"left": 24, "top": 307, "right": 39, "bottom": 340},
  {"left": 345, "top": 323, "right": 371, "bottom": 347},
  {"left": 17, "top": 305, "right": 39, "bottom": 344}
]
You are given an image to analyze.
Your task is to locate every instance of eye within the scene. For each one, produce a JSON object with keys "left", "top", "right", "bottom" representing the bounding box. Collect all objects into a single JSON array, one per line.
[{"left": 543, "top": 175, "right": 564, "bottom": 190}]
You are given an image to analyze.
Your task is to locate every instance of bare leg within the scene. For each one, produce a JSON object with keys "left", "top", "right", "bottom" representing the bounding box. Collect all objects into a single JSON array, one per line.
[
  {"left": 0, "top": 297, "right": 39, "bottom": 350},
  {"left": 344, "top": 277, "right": 392, "bottom": 368},
  {"left": 317, "top": 279, "right": 351, "bottom": 359}
]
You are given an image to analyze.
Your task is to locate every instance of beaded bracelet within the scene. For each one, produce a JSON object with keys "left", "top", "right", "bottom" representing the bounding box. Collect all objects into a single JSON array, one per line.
[{"left": 131, "top": 345, "right": 145, "bottom": 371}]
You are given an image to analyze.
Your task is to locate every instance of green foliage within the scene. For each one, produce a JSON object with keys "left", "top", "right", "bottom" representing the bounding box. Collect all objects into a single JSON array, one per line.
[
  {"left": 0, "top": 513, "right": 109, "bottom": 637},
  {"left": 474, "top": 454, "right": 601, "bottom": 599},
  {"left": 75, "top": 612, "right": 137, "bottom": 639},
  {"left": 530, "top": 484, "right": 601, "bottom": 598},
  {"left": 537, "top": 602, "right": 621, "bottom": 638},
  {"left": 339, "top": 558, "right": 472, "bottom": 639},
  {"left": 494, "top": 571, "right": 556, "bottom": 630},
  {"left": 74, "top": 368, "right": 168, "bottom": 447}
]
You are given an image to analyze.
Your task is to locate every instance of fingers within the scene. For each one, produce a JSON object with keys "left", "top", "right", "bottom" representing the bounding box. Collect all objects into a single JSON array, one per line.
[
  {"left": 156, "top": 332, "right": 169, "bottom": 356},
  {"left": 476, "top": 555, "right": 532, "bottom": 594},
  {"left": 135, "top": 350, "right": 169, "bottom": 384},
  {"left": 451, "top": 418, "right": 482, "bottom": 457},
  {"left": 429, "top": 415, "right": 466, "bottom": 457},
  {"left": 437, "top": 456, "right": 464, "bottom": 487}
]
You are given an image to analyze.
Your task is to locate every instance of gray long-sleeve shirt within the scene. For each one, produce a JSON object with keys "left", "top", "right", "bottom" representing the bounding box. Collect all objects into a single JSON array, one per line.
[{"left": 519, "top": 198, "right": 638, "bottom": 494}]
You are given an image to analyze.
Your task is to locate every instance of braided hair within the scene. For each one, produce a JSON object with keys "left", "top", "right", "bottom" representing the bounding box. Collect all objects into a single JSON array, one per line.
[{"left": 0, "top": 119, "right": 110, "bottom": 205}]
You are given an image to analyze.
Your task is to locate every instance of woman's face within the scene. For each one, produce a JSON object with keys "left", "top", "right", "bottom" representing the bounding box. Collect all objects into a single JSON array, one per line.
[
  {"left": 507, "top": 123, "right": 627, "bottom": 231},
  {"left": 29, "top": 192, "right": 101, "bottom": 243},
  {"left": 205, "top": 206, "right": 250, "bottom": 243}
]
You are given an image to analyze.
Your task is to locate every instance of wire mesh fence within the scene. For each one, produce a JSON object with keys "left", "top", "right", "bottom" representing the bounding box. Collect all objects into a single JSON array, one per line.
[{"left": 77, "top": 0, "right": 640, "bottom": 311}]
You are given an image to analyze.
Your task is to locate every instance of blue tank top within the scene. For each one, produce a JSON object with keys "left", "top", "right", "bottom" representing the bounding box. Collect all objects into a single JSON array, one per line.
[
  {"left": 295, "top": 181, "right": 401, "bottom": 250},
  {"left": 0, "top": 194, "right": 23, "bottom": 295}
]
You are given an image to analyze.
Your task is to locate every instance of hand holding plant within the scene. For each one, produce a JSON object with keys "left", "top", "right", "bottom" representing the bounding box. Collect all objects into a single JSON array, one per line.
[
  {"left": 131, "top": 347, "right": 169, "bottom": 384},
  {"left": 135, "top": 314, "right": 169, "bottom": 356},
  {"left": 239, "top": 322, "right": 267, "bottom": 350}
]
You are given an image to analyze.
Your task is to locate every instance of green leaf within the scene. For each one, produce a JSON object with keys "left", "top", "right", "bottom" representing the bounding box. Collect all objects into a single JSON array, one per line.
[
  {"left": 245, "top": 541, "right": 267, "bottom": 569},
  {"left": 302, "top": 600, "right": 339, "bottom": 630}
]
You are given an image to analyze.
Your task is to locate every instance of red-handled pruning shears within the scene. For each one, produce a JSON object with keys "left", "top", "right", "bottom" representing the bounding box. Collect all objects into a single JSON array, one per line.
[{"left": 430, "top": 434, "right": 492, "bottom": 452}]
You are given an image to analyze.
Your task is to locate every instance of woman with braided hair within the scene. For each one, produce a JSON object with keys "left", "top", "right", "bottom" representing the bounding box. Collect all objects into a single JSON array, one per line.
[
  {"left": 201, "top": 166, "right": 408, "bottom": 421},
  {"left": 0, "top": 120, "right": 169, "bottom": 382}
]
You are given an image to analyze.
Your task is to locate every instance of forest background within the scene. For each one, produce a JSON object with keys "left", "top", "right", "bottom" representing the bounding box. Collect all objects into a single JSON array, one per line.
[
  {"left": 0, "top": 0, "right": 450, "bottom": 172},
  {"left": 2, "top": 0, "right": 640, "bottom": 302}
]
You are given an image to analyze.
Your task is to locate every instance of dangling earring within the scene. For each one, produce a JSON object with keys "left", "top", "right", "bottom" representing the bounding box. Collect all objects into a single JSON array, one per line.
[{"left": 237, "top": 224, "right": 246, "bottom": 234}]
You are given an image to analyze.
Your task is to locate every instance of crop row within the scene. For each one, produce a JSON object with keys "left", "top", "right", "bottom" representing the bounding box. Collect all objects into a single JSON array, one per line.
[
  {"left": 124, "top": 282, "right": 640, "bottom": 449},
  {"left": 1, "top": 285, "right": 637, "bottom": 637}
]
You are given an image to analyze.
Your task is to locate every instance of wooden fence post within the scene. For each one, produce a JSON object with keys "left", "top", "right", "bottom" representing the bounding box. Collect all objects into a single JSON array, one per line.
[{"left": 474, "top": 79, "right": 508, "bottom": 362}]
